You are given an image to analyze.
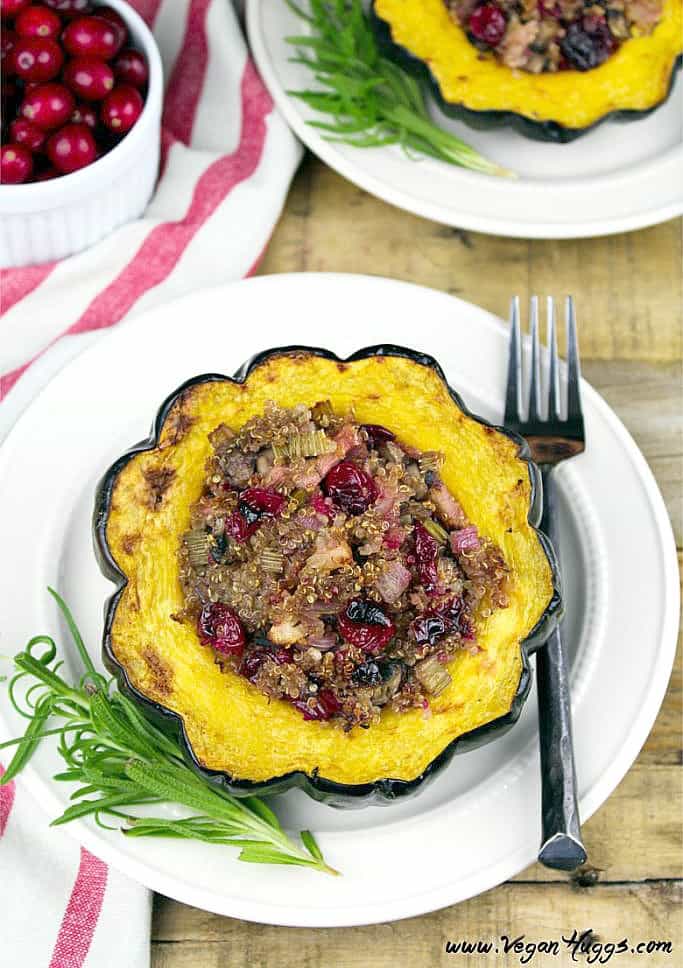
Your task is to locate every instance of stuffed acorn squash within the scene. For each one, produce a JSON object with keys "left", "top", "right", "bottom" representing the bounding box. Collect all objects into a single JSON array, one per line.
[
  {"left": 94, "top": 347, "right": 561, "bottom": 806},
  {"left": 373, "top": 0, "right": 682, "bottom": 141}
]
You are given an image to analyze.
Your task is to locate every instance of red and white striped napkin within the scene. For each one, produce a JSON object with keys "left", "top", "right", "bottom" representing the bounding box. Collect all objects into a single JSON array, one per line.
[{"left": 0, "top": 1, "right": 300, "bottom": 964}]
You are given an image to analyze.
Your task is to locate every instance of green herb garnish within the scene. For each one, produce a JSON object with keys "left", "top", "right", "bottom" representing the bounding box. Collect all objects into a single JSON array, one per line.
[
  {"left": 285, "top": 0, "right": 511, "bottom": 177},
  {"left": 0, "top": 588, "right": 338, "bottom": 876}
]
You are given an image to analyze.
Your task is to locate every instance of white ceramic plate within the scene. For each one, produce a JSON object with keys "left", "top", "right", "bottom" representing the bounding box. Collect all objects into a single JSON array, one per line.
[
  {"left": 0, "top": 274, "right": 678, "bottom": 926},
  {"left": 246, "top": 1, "right": 683, "bottom": 239}
]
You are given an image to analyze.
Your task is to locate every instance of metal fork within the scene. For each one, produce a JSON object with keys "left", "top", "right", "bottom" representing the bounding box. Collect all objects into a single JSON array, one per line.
[{"left": 505, "top": 295, "right": 587, "bottom": 872}]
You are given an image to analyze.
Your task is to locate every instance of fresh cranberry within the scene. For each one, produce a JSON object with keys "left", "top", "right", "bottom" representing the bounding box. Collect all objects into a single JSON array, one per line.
[
  {"left": 1, "top": 28, "right": 17, "bottom": 71},
  {"left": 15, "top": 5, "right": 62, "bottom": 38},
  {"left": 240, "top": 646, "right": 292, "bottom": 682},
  {"left": 34, "top": 163, "right": 58, "bottom": 179},
  {"left": 62, "top": 14, "right": 123, "bottom": 58},
  {"left": 44, "top": 0, "right": 91, "bottom": 14},
  {"left": 560, "top": 16, "right": 616, "bottom": 71},
  {"left": 337, "top": 599, "right": 395, "bottom": 654},
  {"left": 9, "top": 116, "right": 46, "bottom": 149},
  {"left": 468, "top": 3, "right": 507, "bottom": 47},
  {"left": 292, "top": 688, "right": 341, "bottom": 721},
  {"left": 63, "top": 56, "right": 114, "bottom": 99},
  {"left": 46, "top": 121, "right": 96, "bottom": 172},
  {"left": 93, "top": 5, "right": 126, "bottom": 45},
  {"left": 100, "top": 83, "right": 142, "bottom": 132},
  {"left": 322, "top": 460, "right": 378, "bottom": 515},
  {"left": 411, "top": 596, "right": 473, "bottom": 646},
  {"left": 1, "top": 0, "right": 30, "bottom": 16},
  {"left": 71, "top": 100, "right": 96, "bottom": 127},
  {"left": 20, "top": 81, "right": 74, "bottom": 128},
  {"left": 11, "top": 36, "right": 63, "bottom": 82},
  {"left": 413, "top": 522, "right": 442, "bottom": 595},
  {"left": 198, "top": 602, "right": 246, "bottom": 657},
  {"left": 362, "top": 424, "right": 395, "bottom": 448},
  {"left": 112, "top": 46, "right": 147, "bottom": 88},
  {"left": 0, "top": 143, "right": 33, "bottom": 183}
]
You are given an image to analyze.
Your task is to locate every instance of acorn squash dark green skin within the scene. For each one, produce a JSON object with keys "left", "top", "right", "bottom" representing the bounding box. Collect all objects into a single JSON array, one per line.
[
  {"left": 371, "top": 5, "right": 683, "bottom": 144},
  {"left": 94, "top": 344, "right": 562, "bottom": 808}
]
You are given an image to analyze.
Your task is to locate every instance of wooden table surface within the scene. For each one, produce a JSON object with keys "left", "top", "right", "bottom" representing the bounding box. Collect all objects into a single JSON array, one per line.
[{"left": 151, "top": 158, "right": 683, "bottom": 968}]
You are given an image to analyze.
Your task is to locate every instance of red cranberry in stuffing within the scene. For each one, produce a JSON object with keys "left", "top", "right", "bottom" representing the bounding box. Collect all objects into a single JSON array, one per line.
[
  {"left": 310, "top": 491, "right": 335, "bottom": 520},
  {"left": 225, "top": 510, "right": 258, "bottom": 543},
  {"left": 0, "top": 143, "right": 33, "bottom": 183},
  {"left": 63, "top": 56, "right": 114, "bottom": 100},
  {"left": 100, "top": 83, "right": 142, "bottom": 132},
  {"left": 1, "top": 0, "right": 31, "bottom": 16},
  {"left": 413, "top": 522, "right": 442, "bottom": 595},
  {"left": 322, "top": 460, "right": 378, "bottom": 515},
  {"left": 46, "top": 121, "right": 96, "bottom": 172},
  {"left": 62, "top": 14, "right": 123, "bottom": 59},
  {"left": 362, "top": 424, "right": 395, "bottom": 448},
  {"left": 15, "top": 5, "right": 62, "bottom": 38},
  {"left": 468, "top": 3, "right": 507, "bottom": 47},
  {"left": 198, "top": 602, "right": 246, "bottom": 656},
  {"left": 337, "top": 599, "right": 396, "bottom": 654},
  {"left": 240, "top": 486, "right": 286, "bottom": 518},
  {"left": 560, "top": 16, "right": 616, "bottom": 71},
  {"left": 240, "top": 646, "right": 292, "bottom": 682},
  {"left": 292, "top": 688, "right": 340, "bottom": 721},
  {"left": 411, "top": 596, "right": 474, "bottom": 646},
  {"left": 113, "top": 47, "right": 148, "bottom": 88},
  {"left": 12, "top": 36, "right": 63, "bottom": 82},
  {"left": 20, "top": 81, "right": 74, "bottom": 128},
  {"left": 9, "top": 116, "right": 46, "bottom": 150}
]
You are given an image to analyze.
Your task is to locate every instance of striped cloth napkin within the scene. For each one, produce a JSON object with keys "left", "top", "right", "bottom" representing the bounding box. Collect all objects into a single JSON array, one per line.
[{"left": 0, "top": 0, "right": 300, "bottom": 964}]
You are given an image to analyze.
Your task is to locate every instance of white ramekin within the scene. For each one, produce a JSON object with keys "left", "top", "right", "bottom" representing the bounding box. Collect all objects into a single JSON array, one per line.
[{"left": 0, "top": 0, "right": 162, "bottom": 269}]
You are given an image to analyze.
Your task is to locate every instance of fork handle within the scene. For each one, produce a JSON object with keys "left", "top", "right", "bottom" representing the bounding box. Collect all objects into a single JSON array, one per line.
[{"left": 536, "top": 468, "right": 587, "bottom": 872}]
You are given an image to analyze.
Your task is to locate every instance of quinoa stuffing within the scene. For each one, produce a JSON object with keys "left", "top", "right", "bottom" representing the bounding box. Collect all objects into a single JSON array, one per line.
[
  {"left": 447, "top": 0, "right": 662, "bottom": 73},
  {"left": 178, "top": 401, "right": 510, "bottom": 730}
]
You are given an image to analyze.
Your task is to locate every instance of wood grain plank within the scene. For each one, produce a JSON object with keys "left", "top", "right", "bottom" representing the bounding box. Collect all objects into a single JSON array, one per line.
[
  {"left": 152, "top": 882, "right": 681, "bottom": 967},
  {"left": 259, "top": 160, "right": 682, "bottom": 364}
]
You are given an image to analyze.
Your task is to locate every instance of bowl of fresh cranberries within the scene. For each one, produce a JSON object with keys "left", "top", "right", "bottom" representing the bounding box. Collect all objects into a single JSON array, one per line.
[{"left": 0, "top": 0, "right": 162, "bottom": 267}]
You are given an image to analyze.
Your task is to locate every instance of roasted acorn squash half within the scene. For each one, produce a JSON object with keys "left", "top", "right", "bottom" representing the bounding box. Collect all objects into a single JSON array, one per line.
[
  {"left": 94, "top": 347, "right": 561, "bottom": 807},
  {"left": 373, "top": 0, "right": 682, "bottom": 142}
]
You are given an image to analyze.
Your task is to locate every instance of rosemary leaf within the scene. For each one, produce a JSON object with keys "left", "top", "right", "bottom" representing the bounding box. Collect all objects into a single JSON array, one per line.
[{"left": 285, "top": 0, "right": 512, "bottom": 177}]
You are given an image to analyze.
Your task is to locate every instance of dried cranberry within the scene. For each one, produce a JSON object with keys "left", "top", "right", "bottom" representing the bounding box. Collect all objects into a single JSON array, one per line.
[
  {"left": 337, "top": 599, "right": 395, "bottom": 654},
  {"left": 351, "top": 660, "right": 382, "bottom": 687},
  {"left": 310, "top": 490, "right": 335, "bottom": 520},
  {"left": 323, "top": 460, "right": 378, "bottom": 515},
  {"left": 362, "top": 424, "right": 395, "bottom": 448},
  {"left": 225, "top": 510, "right": 258, "bottom": 543},
  {"left": 292, "top": 688, "right": 340, "bottom": 721},
  {"left": 240, "top": 646, "right": 292, "bottom": 682},
  {"left": 560, "top": 16, "right": 616, "bottom": 71},
  {"left": 240, "top": 487, "right": 286, "bottom": 518},
  {"left": 15, "top": 5, "right": 62, "bottom": 39},
  {"left": 198, "top": 602, "right": 246, "bottom": 657},
  {"left": 411, "top": 596, "right": 474, "bottom": 646},
  {"left": 468, "top": 3, "right": 507, "bottom": 47},
  {"left": 413, "top": 522, "right": 442, "bottom": 595}
]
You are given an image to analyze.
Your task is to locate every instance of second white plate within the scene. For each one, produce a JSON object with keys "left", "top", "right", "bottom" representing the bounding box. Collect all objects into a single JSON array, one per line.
[
  {"left": 247, "top": 1, "right": 683, "bottom": 238},
  {"left": 0, "top": 274, "right": 678, "bottom": 925}
]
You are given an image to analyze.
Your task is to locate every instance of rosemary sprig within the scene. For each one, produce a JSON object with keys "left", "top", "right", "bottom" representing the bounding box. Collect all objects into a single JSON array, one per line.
[
  {"left": 0, "top": 588, "right": 338, "bottom": 876},
  {"left": 285, "top": 0, "right": 512, "bottom": 177}
]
